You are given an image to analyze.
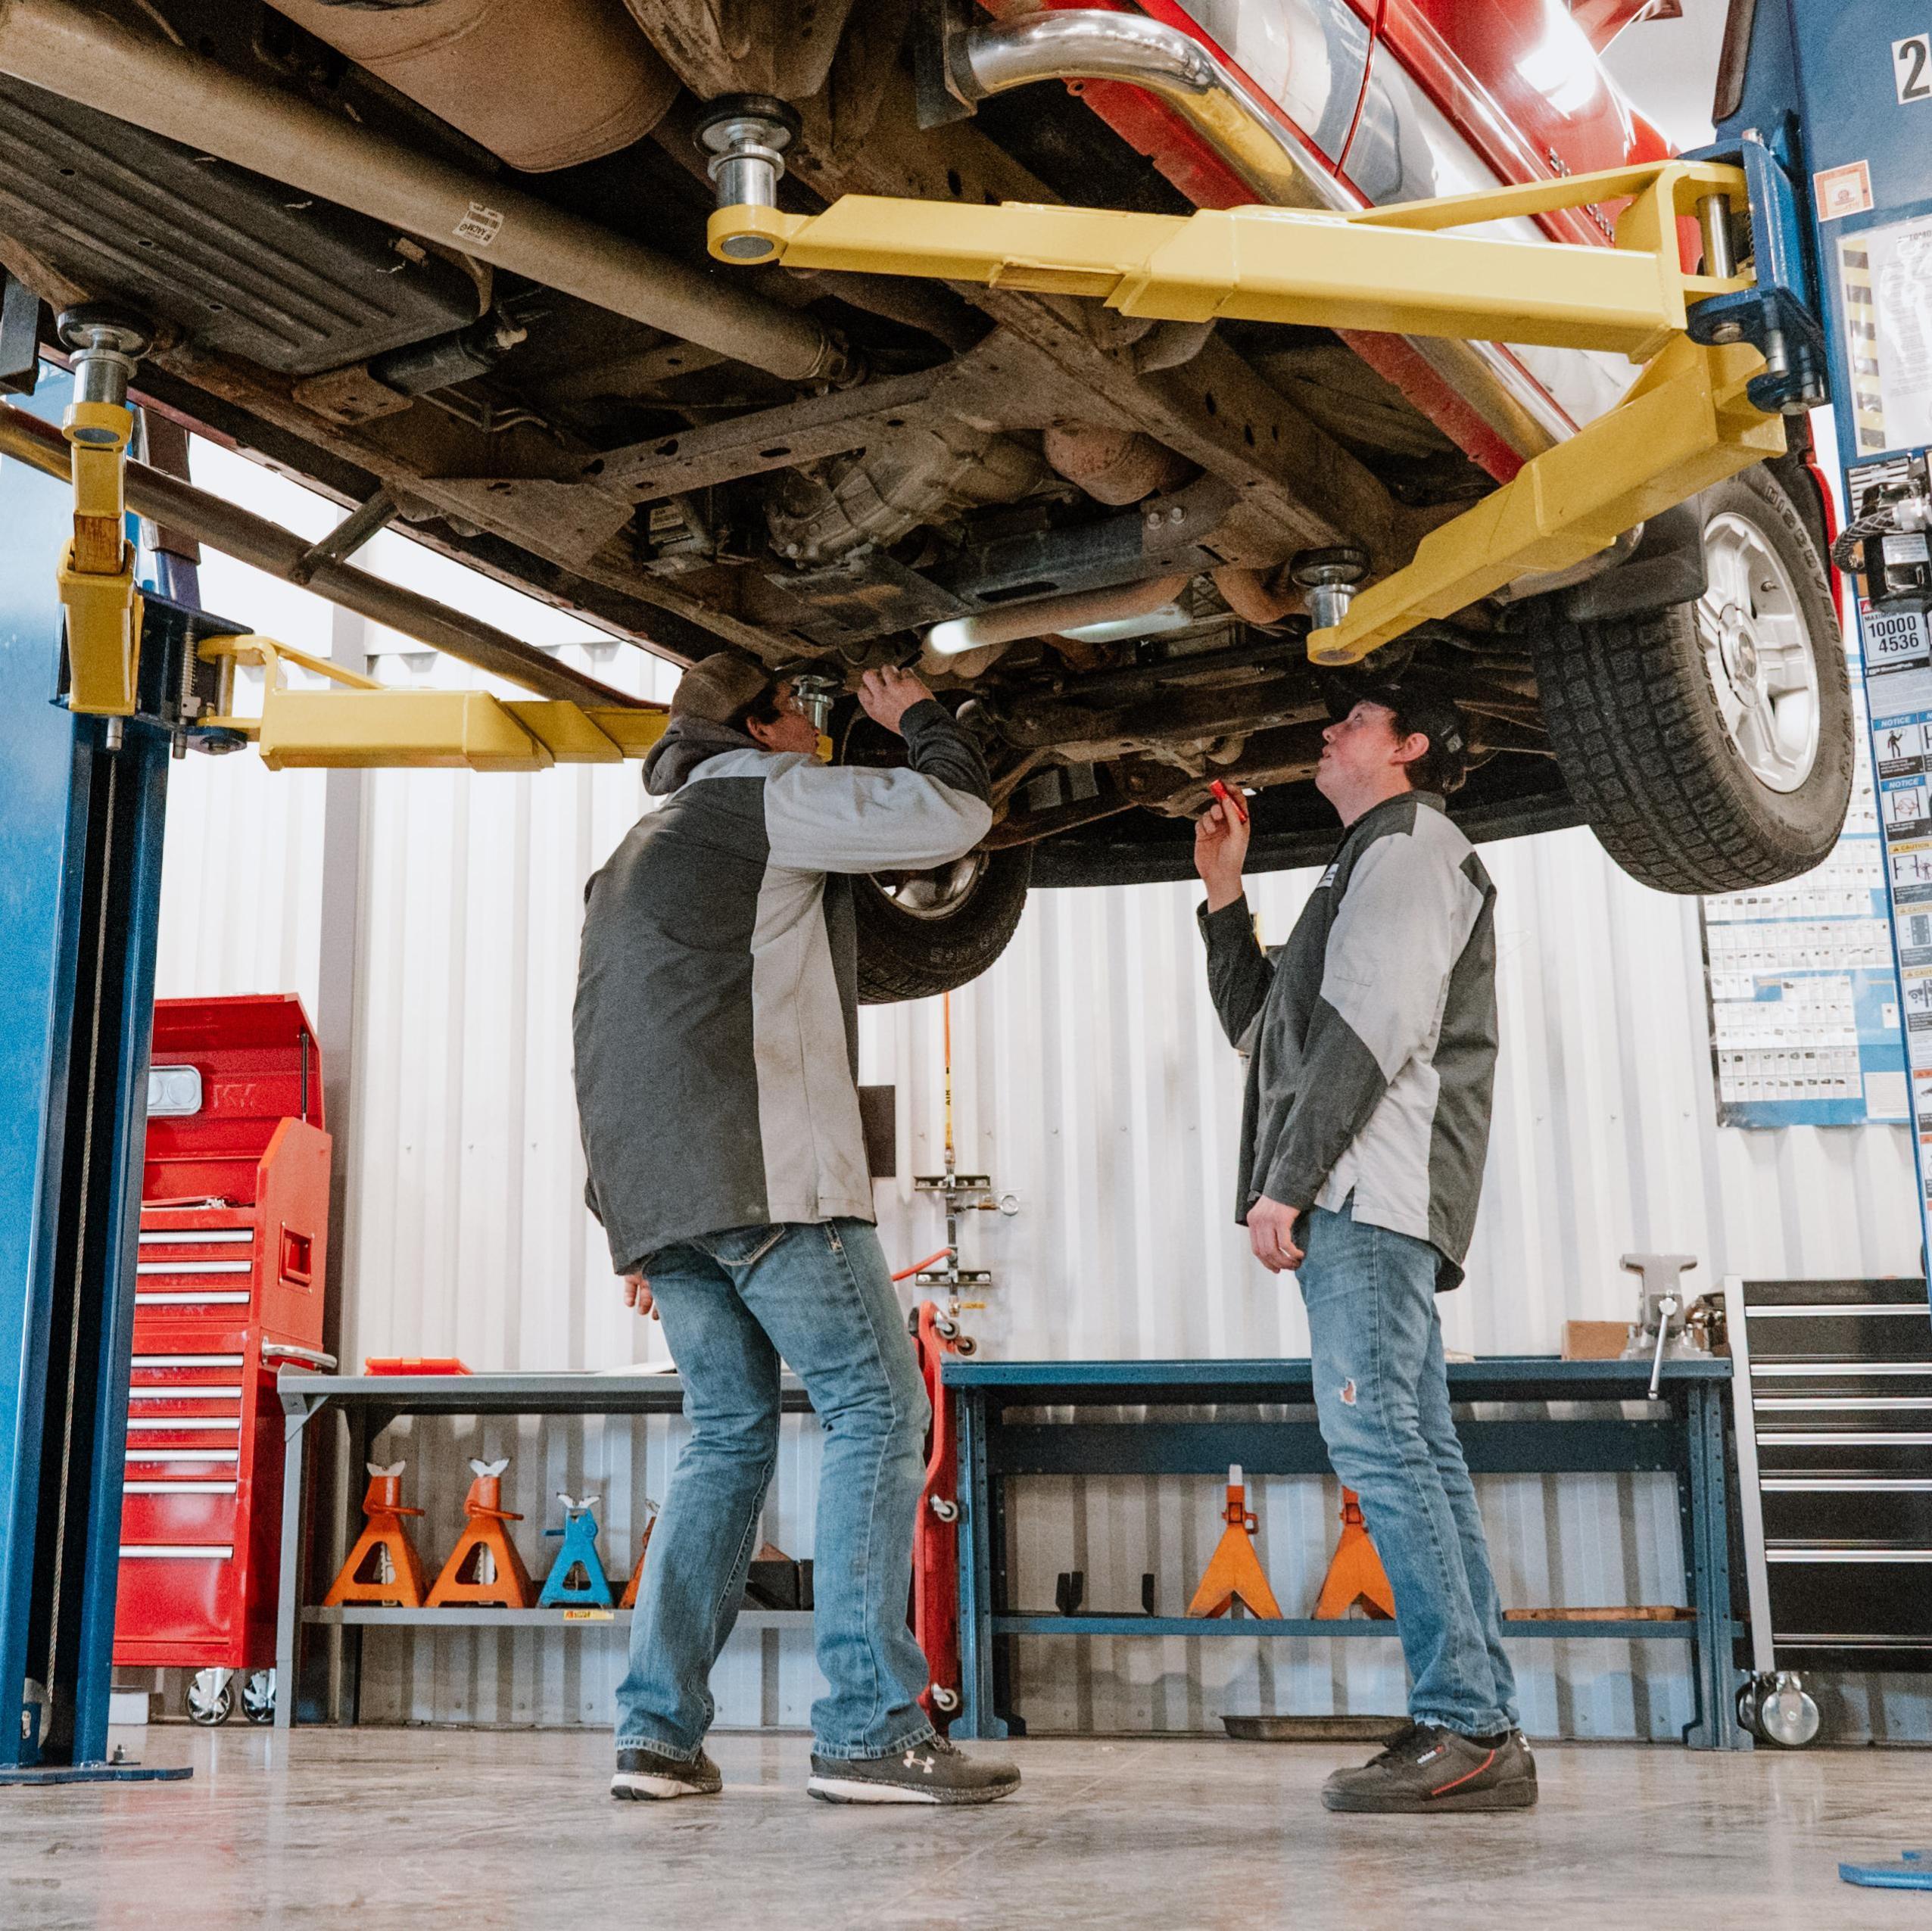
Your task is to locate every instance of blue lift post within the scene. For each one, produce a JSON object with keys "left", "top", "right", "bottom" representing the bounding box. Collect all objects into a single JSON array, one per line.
[
  {"left": 1717, "top": 2, "right": 1932, "bottom": 1309},
  {"left": 0, "top": 364, "right": 214, "bottom": 1782}
]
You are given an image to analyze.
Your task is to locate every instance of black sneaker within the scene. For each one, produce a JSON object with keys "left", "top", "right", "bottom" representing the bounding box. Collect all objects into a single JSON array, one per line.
[
  {"left": 611, "top": 1746, "right": 723, "bottom": 1801},
  {"left": 807, "top": 1734, "right": 1021, "bottom": 1806},
  {"left": 1321, "top": 1721, "right": 1538, "bottom": 1814}
]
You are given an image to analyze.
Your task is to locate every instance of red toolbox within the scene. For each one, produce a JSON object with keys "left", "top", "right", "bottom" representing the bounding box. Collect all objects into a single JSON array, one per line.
[{"left": 114, "top": 995, "right": 332, "bottom": 1715}]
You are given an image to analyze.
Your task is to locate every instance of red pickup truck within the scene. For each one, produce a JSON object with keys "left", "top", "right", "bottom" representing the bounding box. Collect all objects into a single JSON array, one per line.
[{"left": 0, "top": 0, "right": 1847, "bottom": 997}]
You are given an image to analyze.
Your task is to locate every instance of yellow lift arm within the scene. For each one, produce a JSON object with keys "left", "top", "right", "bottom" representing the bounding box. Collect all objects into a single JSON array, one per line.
[
  {"left": 709, "top": 159, "right": 1783, "bottom": 665},
  {"left": 198, "top": 634, "right": 667, "bottom": 772}
]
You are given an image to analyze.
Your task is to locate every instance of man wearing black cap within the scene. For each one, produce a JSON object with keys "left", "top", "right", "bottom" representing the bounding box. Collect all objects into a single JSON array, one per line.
[
  {"left": 575, "top": 653, "right": 1020, "bottom": 1808},
  {"left": 1195, "top": 687, "right": 1535, "bottom": 1814}
]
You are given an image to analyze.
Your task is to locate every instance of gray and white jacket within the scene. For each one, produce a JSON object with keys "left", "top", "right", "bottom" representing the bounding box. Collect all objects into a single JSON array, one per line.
[
  {"left": 1198, "top": 790, "right": 1497, "bottom": 1290},
  {"left": 575, "top": 700, "right": 992, "bottom": 1273}
]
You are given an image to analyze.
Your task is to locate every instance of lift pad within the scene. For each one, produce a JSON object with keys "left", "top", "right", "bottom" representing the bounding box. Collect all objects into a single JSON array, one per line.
[{"left": 710, "top": 159, "right": 1793, "bottom": 666}]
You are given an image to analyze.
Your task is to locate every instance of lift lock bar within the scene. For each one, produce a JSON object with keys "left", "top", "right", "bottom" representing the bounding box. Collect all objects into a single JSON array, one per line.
[{"left": 709, "top": 154, "right": 1817, "bottom": 665}]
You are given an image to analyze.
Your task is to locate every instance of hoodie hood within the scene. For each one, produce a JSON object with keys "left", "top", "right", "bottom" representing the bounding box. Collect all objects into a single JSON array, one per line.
[{"left": 642, "top": 714, "right": 762, "bottom": 796}]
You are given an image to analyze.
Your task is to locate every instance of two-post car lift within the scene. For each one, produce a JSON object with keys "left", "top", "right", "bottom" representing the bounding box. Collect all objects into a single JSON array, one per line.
[{"left": 5, "top": 0, "right": 1930, "bottom": 1775}]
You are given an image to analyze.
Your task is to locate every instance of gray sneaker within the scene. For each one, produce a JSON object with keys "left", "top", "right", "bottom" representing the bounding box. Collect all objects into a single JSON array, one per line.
[
  {"left": 1321, "top": 1722, "right": 1537, "bottom": 1814},
  {"left": 611, "top": 1746, "right": 723, "bottom": 1801},
  {"left": 807, "top": 1734, "right": 1021, "bottom": 1806}
]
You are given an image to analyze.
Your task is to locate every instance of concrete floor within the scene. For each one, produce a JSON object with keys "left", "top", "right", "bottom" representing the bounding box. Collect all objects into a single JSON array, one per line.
[{"left": 3, "top": 1727, "right": 1926, "bottom": 1930}]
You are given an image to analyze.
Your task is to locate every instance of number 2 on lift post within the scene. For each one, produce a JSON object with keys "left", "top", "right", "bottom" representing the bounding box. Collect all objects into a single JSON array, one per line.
[{"left": 1895, "top": 34, "right": 1932, "bottom": 104}]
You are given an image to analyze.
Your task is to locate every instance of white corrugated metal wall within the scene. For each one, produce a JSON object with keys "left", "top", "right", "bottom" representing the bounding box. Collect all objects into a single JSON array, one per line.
[{"left": 149, "top": 447, "right": 1930, "bottom": 1740}]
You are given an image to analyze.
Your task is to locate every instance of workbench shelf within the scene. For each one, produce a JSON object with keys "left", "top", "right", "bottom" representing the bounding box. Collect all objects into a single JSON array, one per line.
[
  {"left": 303, "top": 1606, "right": 814, "bottom": 1630},
  {"left": 992, "top": 1615, "right": 1697, "bottom": 1642},
  {"left": 944, "top": 1354, "right": 1742, "bottom": 1749},
  {"left": 273, "top": 1369, "right": 815, "bottom": 1728}
]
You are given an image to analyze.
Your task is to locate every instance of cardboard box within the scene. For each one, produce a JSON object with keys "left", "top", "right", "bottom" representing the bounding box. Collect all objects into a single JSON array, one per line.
[{"left": 1563, "top": 1319, "right": 1633, "bottom": 1362}]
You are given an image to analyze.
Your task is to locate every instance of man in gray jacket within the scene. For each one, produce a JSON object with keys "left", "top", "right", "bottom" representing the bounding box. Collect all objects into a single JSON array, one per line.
[
  {"left": 575, "top": 654, "right": 1019, "bottom": 1808},
  {"left": 1195, "top": 686, "right": 1534, "bottom": 1815}
]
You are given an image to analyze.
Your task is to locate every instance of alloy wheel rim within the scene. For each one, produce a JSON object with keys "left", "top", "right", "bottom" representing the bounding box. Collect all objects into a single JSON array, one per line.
[
  {"left": 875, "top": 851, "right": 987, "bottom": 920},
  {"left": 1695, "top": 509, "right": 1819, "bottom": 794}
]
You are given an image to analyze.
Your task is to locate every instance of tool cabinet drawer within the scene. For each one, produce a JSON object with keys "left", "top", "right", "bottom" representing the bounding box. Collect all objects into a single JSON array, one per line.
[
  {"left": 114, "top": 1544, "right": 239, "bottom": 1659},
  {"left": 119, "top": 1484, "right": 242, "bottom": 1546}
]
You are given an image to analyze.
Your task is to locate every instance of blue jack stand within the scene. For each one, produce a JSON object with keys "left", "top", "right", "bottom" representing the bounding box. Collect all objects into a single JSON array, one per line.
[
  {"left": 1841, "top": 1849, "right": 1932, "bottom": 1892},
  {"left": 537, "top": 1493, "right": 613, "bottom": 1609}
]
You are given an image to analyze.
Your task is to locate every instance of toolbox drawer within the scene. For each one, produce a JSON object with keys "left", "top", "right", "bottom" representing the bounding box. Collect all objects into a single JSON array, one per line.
[
  {"left": 135, "top": 1222, "right": 257, "bottom": 1316},
  {"left": 114, "top": 1543, "right": 240, "bottom": 1662},
  {"left": 1766, "top": 1556, "right": 1932, "bottom": 1642},
  {"left": 119, "top": 1486, "right": 241, "bottom": 1546}
]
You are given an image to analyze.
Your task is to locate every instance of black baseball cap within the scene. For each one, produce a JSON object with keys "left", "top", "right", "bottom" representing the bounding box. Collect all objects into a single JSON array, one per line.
[{"left": 1323, "top": 678, "right": 1469, "bottom": 765}]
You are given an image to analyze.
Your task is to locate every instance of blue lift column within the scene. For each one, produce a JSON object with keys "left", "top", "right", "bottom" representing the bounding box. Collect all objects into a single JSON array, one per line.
[
  {"left": 1719, "top": 2, "right": 1932, "bottom": 1303},
  {"left": 0, "top": 363, "right": 229, "bottom": 1781}
]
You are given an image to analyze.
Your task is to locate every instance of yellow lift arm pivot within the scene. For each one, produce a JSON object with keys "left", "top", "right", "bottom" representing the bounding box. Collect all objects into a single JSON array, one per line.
[{"left": 709, "top": 158, "right": 1781, "bottom": 666}]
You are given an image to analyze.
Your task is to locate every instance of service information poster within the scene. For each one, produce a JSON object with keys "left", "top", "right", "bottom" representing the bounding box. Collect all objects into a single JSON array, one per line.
[
  {"left": 1702, "top": 634, "right": 1907, "bottom": 1127},
  {"left": 1853, "top": 508, "right": 1932, "bottom": 1246}
]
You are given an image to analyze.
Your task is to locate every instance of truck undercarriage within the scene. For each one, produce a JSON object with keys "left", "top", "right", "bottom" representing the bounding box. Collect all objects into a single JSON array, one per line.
[{"left": 0, "top": 0, "right": 1853, "bottom": 994}]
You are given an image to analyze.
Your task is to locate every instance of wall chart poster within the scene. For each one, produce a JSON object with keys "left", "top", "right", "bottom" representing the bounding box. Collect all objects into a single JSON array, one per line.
[{"left": 1702, "top": 634, "right": 1906, "bottom": 1128}]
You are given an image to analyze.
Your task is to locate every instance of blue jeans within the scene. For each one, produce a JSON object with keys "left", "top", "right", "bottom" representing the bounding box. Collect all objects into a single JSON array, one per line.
[
  {"left": 612, "top": 1218, "right": 936, "bottom": 1762},
  {"left": 1297, "top": 1202, "right": 1519, "bottom": 1737}
]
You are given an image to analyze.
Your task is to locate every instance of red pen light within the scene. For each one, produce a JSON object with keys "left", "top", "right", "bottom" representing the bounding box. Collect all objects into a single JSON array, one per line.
[{"left": 1210, "top": 780, "right": 1248, "bottom": 824}]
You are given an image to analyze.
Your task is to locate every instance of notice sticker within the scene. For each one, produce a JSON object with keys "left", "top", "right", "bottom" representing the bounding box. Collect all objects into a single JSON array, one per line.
[
  {"left": 453, "top": 201, "right": 505, "bottom": 248},
  {"left": 1817, "top": 160, "right": 1875, "bottom": 222}
]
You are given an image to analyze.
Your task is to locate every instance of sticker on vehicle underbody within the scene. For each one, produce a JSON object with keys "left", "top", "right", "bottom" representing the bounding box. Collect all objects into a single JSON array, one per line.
[{"left": 453, "top": 201, "right": 505, "bottom": 248}]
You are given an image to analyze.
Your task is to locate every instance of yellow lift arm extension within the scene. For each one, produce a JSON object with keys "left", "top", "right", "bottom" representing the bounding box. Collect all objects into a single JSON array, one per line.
[
  {"left": 709, "top": 159, "right": 1783, "bottom": 665},
  {"left": 198, "top": 635, "right": 668, "bottom": 772}
]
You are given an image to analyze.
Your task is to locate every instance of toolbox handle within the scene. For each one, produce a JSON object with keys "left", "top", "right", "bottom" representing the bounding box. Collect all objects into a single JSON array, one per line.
[
  {"left": 263, "top": 1343, "right": 337, "bottom": 1371},
  {"left": 279, "top": 1227, "right": 314, "bottom": 1287}
]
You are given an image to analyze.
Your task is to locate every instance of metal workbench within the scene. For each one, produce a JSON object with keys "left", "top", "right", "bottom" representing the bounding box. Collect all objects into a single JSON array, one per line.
[
  {"left": 942, "top": 1355, "right": 1740, "bottom": 1749},
  {"left": 272, "top": 1369, "right": 813, "bottom": 1729}
]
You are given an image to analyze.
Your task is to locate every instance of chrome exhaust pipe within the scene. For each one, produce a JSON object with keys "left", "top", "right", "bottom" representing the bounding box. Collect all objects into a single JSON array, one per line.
[
  {"left": 0, "top": 0, "right": 849, "bottom": 385},
  {"left": 952, "top": 10, "right": 1339, "bottom": 216},
  {"left": 947, "top": 11, "right": 1572, "bottom": 466}
]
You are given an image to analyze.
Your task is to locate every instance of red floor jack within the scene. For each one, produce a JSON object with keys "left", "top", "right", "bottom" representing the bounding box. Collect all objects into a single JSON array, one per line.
[{"left": 911, "top": 1302, "right": 968, "bottom": 1727}]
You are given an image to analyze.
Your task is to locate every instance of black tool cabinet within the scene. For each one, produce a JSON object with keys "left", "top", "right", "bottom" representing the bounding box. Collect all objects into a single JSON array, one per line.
[{"left": 1728, "top": 1276, "right": 1932, "bottom": 1708}]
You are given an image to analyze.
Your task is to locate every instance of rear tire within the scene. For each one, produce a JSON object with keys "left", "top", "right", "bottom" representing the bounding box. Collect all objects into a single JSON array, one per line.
[
  {"left": 1533, "top": 467, "right": 1852, "bottom": 894},
  {"left": 854, "top": 845, "right": 1032, "bottom": 1004}
]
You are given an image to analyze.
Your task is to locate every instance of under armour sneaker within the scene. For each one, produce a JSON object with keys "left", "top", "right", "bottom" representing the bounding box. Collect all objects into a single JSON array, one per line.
[
  {"left": 1320, "top": 1721, "right": 1538, "bottom": 1814},
  {"left": 806, "top": 1734, "right": 1021, "bottom": 1805},
  {"left": 611, "top": 1745, "right": 724, "bottom": 1801}
]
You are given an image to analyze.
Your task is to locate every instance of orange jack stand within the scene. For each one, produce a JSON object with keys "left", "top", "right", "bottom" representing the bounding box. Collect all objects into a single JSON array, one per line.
[
  {"left": 324, "top": 1462, "right": 430, "bottom": 1608},
  {"left": 1186, "top": 1463, "right": 1283, "bottom": 1619},
  {"left": 618, "top": 1504, "right": 659, "bottom": 1611},
  {"left": 1313, "top": 1488, "right": 1396, "bottom": 1620},
  {"left": 426, "top": 1457, "right": 535, "bottom": 1609}
]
